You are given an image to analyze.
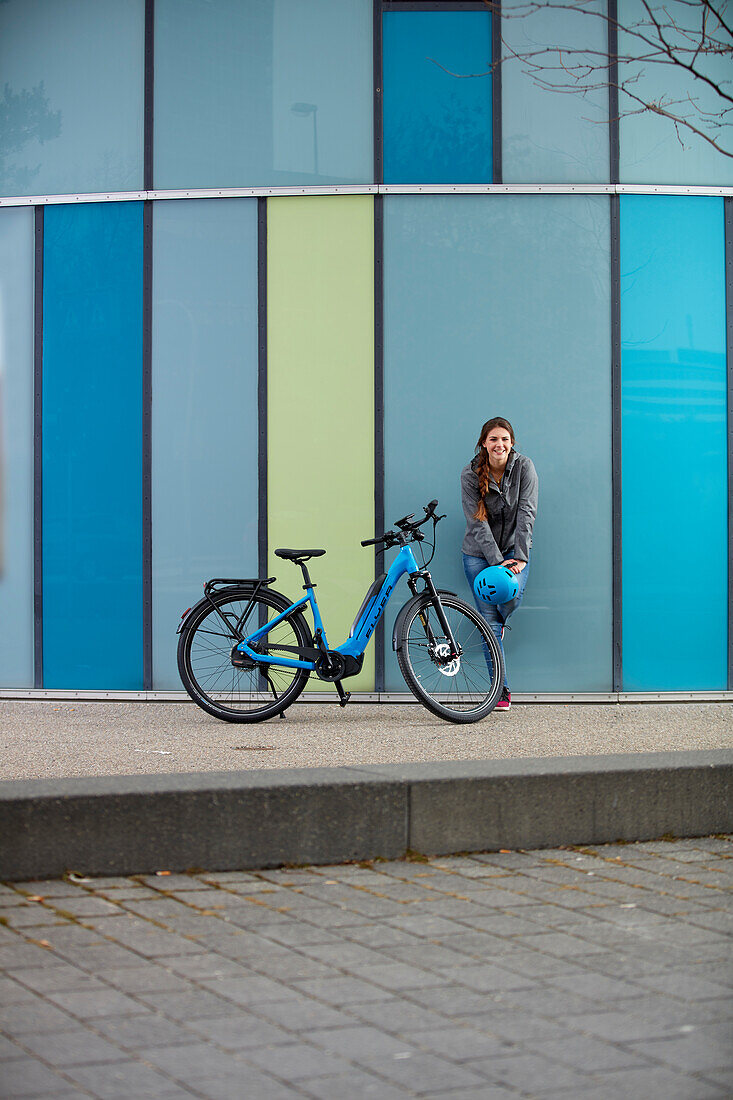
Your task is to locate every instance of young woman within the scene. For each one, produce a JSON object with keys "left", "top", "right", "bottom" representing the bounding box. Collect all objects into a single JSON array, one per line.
[{"left": 460, "top": 417, "right": 538, "bottom": 710}]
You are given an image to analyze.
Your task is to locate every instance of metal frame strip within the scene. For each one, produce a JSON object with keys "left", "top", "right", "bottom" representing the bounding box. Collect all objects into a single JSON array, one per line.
[
  {"left": 2, "top": 689, "right": 731, "bottom": 704},
  {"left": 374, "top": 0, "right": 384, "bottom": 184},
  {"left": 33, "top": 206, "right": 44, "bottom": 689},
  {"left": 491, "top": 0, "right": 502, "bottom": 184},
  {"left": 721, "top": 193, "right": 726, "bottom": 682},
  {"left": 374, "top": 194, "right": 385, "bottom": 692},
  {"left": 142, "top": 201, "right": 153, "bottom": 689},
  {"left": 607, "top": 0, "right": 619, "bottom": 184},
  {"left": 610, "top": 194, "right": 622, "bottom": 691},
  {"left": 144, "top": 0, "right": 155, "bottom": 191},
  {"left": 3, "top": 185, "right": 733, "bottom": 206},
  {"left": 258, "top": 198, "right": 268, "bottom": 588}
]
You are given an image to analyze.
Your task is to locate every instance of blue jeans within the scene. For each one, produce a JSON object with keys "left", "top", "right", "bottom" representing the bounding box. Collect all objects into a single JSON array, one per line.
[{"left": 462, "top": 551, "right": 530, "bottom": 690}]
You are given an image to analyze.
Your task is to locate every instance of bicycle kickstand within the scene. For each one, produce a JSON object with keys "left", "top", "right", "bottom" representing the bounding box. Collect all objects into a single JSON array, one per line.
[{"left": 334, "top": 681, "right": 351, "bottom": 709}]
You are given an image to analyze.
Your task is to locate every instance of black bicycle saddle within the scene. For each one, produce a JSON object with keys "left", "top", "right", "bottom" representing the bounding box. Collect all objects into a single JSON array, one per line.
[{"left": 274, "top": 548, "right": 326, "bottom": 561}]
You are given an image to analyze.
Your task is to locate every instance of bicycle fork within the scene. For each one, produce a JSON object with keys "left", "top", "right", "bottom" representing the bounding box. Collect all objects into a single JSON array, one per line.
[{"left": 409, "top": 574, "right": 461, "bottom": 661}]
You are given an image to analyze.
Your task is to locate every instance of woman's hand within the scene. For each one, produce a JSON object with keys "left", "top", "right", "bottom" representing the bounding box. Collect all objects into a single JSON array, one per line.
[{"left": 502, "top": 559, "right": 526, "bottom": 575}]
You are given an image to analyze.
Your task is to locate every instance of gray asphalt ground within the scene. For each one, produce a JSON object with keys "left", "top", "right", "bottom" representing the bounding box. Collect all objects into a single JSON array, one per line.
[
  {"left": 1, "top": 837, "right": 731, "bottom": 1099},
  {"left": 1, "top": 700, "right": 731, "bottom": 782}
]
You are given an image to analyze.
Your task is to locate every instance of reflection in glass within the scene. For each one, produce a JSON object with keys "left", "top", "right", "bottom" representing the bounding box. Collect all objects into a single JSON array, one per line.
[
  {"left": 155, "top": 0, "right": 372, "bottom": 189},
  {"left": 0, "top": 0, "right": 144, "bottom": 197},
  {"left": 383, "top": 11, "right": 493, "bottom": 184},
  {"left": 501, "top": 0, "right": 609, "bottom": 183}
]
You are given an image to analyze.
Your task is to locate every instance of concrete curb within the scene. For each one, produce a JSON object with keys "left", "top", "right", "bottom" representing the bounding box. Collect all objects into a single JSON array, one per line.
[{"left": 1, "top": 750, "right": 731, "bottom": 881}]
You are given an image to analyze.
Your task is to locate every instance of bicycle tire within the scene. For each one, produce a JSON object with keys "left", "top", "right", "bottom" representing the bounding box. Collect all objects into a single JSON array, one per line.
[
  {"left": 397, "top": 593, "right": 503, "bottom": 723},
  {"left": 178, "top": 587, "right": 311, "bottom": 723}
]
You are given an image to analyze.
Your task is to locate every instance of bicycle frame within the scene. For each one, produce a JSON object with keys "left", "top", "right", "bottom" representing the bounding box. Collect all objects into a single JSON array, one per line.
[{"left": 235, "top": 544, "right": 422, "bottom": 671}]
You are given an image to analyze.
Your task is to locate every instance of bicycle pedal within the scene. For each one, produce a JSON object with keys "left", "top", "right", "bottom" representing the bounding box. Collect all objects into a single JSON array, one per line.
[{"left": 338, "top": 691, "right": 351, "bottom": 709}]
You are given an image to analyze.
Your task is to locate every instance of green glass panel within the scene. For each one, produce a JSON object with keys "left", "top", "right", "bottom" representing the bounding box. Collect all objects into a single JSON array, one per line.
[{"left": 267, "top": 196, "right": 375, "bottom": 690}]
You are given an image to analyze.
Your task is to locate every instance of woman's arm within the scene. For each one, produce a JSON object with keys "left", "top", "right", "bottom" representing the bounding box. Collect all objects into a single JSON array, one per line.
[
  {"left": 461, "top": 467, "right": 503, "bottom": 565},
  {"left": 512, "top": 458, "right": 538, "bottom": 564}
]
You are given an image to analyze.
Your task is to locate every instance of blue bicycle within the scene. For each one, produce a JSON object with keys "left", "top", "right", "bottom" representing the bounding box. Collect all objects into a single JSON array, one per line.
[{"left": 177, "top": 500, "right": 503, "bottom": 724}]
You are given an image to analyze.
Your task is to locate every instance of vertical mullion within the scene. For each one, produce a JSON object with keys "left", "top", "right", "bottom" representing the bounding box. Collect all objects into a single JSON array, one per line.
[
  {"left": 721, "top": 193, "right": 726, "bottom": 682},
  {"left": 610, "top": 194, "right": 622, "bottom": 692},
  {"left": 33, "top": 206, "right": 44, "bottom": 689},
  {"left": 258, "top": 197, "right": 268, "bottom": 588},
  {"left": 374, "top": 0, "right": 384, "bottom": 184},
  {"left": 608, "top": 0, "right": 619, "bottom": 184},
  {"left": 374, "top": 194, "right": 385, "bottom": 692},
  {"left": 142, "top": 201, "right": 153, "bottom": 689},
  {"left": 144, "top": 0, "right": 155, "bottom": 191},
  {"left": 491, "top": 0, "right": 502, "bottom": 184}
]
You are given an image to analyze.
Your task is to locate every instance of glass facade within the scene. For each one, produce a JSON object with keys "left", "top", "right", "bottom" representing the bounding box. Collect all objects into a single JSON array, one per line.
[
  {"left": 0, "top": 0, "right": 144, "bottom": 197},
  {"left": 0, "top": 5, "right": 730, "bottom": 696},
  {"left": 383, "top": 195, "right": 613, "bottom": 692},
  {"left": 621, "top": 196, "right": 728, "bottom": 689},
  {"left": 267, "top": 196, "right": 375, "bottom": 691},
  {"left": 0, "top": 209, "right": 34, "bottom": 686},
  {"left": 42, "top": 203, "right": 144, "bottom": 689},
  {"left": 382, "top": 9, "right": 493, "bottom": 184},
  {"left": 152, "top": 200, "right": 259, "bottom": 690},
  {"left": 155, "top": 0, "right": 373, "bottom": 189}
]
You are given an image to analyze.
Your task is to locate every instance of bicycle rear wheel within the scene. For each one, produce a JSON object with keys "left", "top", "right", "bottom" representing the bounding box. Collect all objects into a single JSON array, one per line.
[
  {"left": 397, "top": 594, "right": 503, "bottom": 723},
  {"left": 178, "top": 587, "right": 311, "bottom": 723}
]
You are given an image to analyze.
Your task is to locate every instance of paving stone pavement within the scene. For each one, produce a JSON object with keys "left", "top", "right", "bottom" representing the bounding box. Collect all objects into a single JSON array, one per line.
[{"left": 0, "top": 837, "right": 731, "bottom": 1099}]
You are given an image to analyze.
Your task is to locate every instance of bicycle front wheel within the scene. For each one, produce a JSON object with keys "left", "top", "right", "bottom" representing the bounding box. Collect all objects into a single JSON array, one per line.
[
  {"left": 178, "top": 587, "right": 311, "bottom": 723},
  {"left": 397, "top": 594, "right": 503, "bottom": 723}
]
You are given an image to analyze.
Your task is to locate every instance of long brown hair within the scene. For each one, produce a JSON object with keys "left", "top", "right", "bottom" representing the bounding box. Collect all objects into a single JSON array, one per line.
[{"left": 473, "top": 417, "right": 515, "bottom": 521}]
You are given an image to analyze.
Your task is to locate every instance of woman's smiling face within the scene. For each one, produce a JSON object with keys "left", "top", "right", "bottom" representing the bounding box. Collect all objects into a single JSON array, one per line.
[{"left": 483, "top": 426, "right": 513, "bottom": 464}]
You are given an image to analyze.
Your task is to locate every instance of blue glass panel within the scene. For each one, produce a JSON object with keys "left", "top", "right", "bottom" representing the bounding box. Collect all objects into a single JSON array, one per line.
[
  {"left": 0, "top": 209, "right": 34, "bottom": 686},
  {"left": 384, "top": 195, "right": 612, "bottom": 691},
  {"left": 502, "top": 0, "right": 609, "bottom": 183},
  {"left": 621, "top": 196, "right": 727, "bottom": 689},
  {"left": 619, "top": 0, "right": 732, "bottom": 184},
  {"left": 152, "top": 200, "right": 259, "bottom": 689},
  {"left": 155, "top": 0, "right": 372, "bottom": 189},
  {"left": 383, "top": 11, "right": 492, "bottom": 184},
  {"left": 43, "top": 203, "right": 143, "bottom": 688},
  {"left": 0, "top": 0, "right": 144, "bottom": 198}
]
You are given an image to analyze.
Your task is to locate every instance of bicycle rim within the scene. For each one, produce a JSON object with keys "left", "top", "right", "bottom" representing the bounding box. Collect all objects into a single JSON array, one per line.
[
  {"left": 398, "top": 595, "right": 503, "bottom": 722},
  {"left": 178, "top": 590, "right": 309, "bottom": 722}
]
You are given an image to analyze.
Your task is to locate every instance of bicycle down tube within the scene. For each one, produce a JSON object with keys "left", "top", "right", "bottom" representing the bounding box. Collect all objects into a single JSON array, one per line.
[{"left": 234, "top": 544, "right": 424, "bottom": 671}]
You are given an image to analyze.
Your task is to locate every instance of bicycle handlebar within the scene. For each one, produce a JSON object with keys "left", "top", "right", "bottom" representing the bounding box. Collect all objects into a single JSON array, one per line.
[{"left": 361, "top": 500, "right": 443, "bottom": 549}]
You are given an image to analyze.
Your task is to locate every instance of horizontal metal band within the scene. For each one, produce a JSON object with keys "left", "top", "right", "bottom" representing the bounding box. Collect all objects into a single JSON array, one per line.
[
  {"left": 1, "top": 688, "right": 731, "bottom": 703},
  {"left": 2, "top": 183, "right": 733, "bottom": 208}
]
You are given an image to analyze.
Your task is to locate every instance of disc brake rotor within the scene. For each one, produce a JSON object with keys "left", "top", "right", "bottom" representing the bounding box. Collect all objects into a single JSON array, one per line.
[{"left": 432, "top": 641, "right": 461, "bottom": 677}]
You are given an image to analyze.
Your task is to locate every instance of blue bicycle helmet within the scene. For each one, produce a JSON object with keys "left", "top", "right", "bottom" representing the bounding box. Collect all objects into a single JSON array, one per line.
[{"left": 474, "top": 565, "right": 519, "bottom": 605}]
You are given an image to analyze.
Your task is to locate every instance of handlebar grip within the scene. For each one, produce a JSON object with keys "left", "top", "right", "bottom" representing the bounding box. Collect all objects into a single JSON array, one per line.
[{"left": 361, "top": 537, "right": 380, "bottom": 547}]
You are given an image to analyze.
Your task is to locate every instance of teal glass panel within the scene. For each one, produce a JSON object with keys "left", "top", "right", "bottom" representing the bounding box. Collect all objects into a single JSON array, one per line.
[
  {"left": 43, "top": 203, "right": 143, "bottom": 688},
  {"left": 0, "top": 0, "right": 144, "bottom": 198},
  {"left": 619, "top": 0, "right": 733, "bottom": 184},
  {"left": 0, "top": 208, "right": 34, "bottom": 686},
  {"left": 621, "top": 196, "right": 728, "bottom": 689},
  {"left": 384, "top": 195, "right": 612, "bottom": 691},
  {"left": 155, "top": 0, "right": 372, "bottom": 189},
  {"left": 383, "top": 10, "right": 492, "bottom": 184},
  {"left": 152, "top": 200, "right": 259, "bottom": 689},
  {"left": 501, "top": 0, "right": 609, "bottom": 183}
]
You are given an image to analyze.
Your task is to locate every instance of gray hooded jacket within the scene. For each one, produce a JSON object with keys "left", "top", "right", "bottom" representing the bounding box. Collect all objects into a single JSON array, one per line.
[{"left": 461, "top": 450, "right": 538, "bottom": 566}]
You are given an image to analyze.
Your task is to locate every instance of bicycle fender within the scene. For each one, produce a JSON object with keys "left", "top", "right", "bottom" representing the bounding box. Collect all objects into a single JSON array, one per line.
[{"left": 391, "top": 590, "right": 458, "bottom": 652}]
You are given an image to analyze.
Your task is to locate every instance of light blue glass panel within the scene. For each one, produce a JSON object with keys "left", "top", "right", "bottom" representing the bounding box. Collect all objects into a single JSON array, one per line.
[
  {"left": 0, "top": 0, "right": 144, "bottom": 198},
  {"left": 43, "top": 203, "right": 143, "bottom": 689},
  {"left": 384, "top": 195, "right": 612, "bottom": 692},
  {"left": 619, "top": 0, "right": 733, "bottom": 184},
  {"left": 152, "top": 200, "right": 259, "bottom": 689},
  {"left": 155, "top": 0, "right": 372, "bottom": 189},
  {"left": 0, "top": 209, "right": 34, "bottom": 686},
  {"left": 621, "top": 196, "right": 727, "bottom": 689},
  {"left": 383, "top": 10, "right": 492, "bottom": 184},
  {"left": 502, "top": 0, "right": 609, "bottom": 182}
]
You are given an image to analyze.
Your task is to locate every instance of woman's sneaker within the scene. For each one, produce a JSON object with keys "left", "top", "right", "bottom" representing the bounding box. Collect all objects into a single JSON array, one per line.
[{"left": 496, "top": 688, "right": 511, "bottom": 711}]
